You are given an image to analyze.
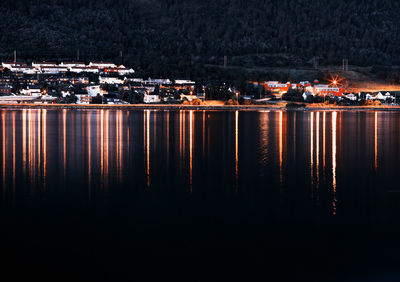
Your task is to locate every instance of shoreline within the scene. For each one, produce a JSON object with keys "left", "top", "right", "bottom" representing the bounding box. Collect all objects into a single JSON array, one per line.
[{"left": 1, "top": 103, "right": 400, "bottom": 111}]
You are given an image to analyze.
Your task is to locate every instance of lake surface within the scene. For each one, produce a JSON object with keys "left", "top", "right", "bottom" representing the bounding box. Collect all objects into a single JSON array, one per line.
[{"left": 0, "top": 109, "right": 400, "bottom": 281}]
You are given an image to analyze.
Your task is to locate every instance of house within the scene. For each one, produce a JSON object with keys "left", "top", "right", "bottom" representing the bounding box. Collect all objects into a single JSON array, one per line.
[
  {"left": 145, "top": 78, "right": 172, "bottom": 85},
  {"left": 264, "top": 81, "right": 292, "bottom": 95},
  {"left": 89, "top": 62, "right": 117, "bottom": 69},
  {"left": 99, "top": 76, "right": 124, "bottom": 85},
  {"left": 2, "top": 62, "right": 27, "bottom": 69},
  {"left": 60, "top": 62, "right": 86, "bottom": 68},
  {"left": 32, "top": 61, "right": 57, "bottom": 69},
  {"left": 343, "top": 93, "right": 357, "bottom": 101},
  {"left": 306, "top": 84, "right": 343, "bottom": 97},
  {"left": 104, "top": 65, "right": 135, "bottom": 76},
  {"left": 0, "top": 85, "right": 12, "bottom": 95},
  {"left": 69, "top": 66, "right": 99, "bottom": 74},
  {"left": 40, "top": 66, "right": 68, "bottom": 74},
  {"left": 20, "top": 86, "right": 41, "bottom": 96},
  {"left": 143, "top": 93, "right": 161, "bottom": 103},
  {"left": 86, "top": 85, "right": 108, "bottom": 96}
]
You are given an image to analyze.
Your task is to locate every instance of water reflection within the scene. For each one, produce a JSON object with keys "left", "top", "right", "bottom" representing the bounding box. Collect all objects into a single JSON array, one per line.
[
  {"left": 0, "top": 109, "right": 397, "bottom": 218},
  {"left": 332, "top": 111, "right": 337, "bottom": 215}
]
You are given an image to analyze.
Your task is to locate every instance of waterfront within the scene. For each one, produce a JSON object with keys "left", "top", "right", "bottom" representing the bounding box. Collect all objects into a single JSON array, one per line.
[{"left": 1, "top": 109, "right": 400, "bottom": 281}]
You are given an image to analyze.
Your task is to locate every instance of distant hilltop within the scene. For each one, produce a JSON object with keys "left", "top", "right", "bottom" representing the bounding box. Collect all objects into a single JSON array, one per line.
[{"left": 1, "top": 61, "right": 135, "bottom": 75}]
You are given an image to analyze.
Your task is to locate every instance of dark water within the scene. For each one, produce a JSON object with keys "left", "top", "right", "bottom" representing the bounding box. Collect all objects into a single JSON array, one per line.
[{"left": 0, "top": 109, "right": 400, "bottom": 281}]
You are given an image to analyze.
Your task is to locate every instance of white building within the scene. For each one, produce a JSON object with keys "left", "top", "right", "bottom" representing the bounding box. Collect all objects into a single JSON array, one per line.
[
  {"left": 32, "top": 62, "right": 57, "bottom": 69},
  {"left": 89, "top": 62, "right": 117, "bottom": 69},
  {"left": 40, "top": 66, "right": 68, "bottom": 74},
  {"left": 60, "top": 62, "right": 86, "bottom": 68},
  {"left": 69, "top": 66, "right": 99, "bottom": 73},
  {"left": 143, "top": 93, "right": 161, "bottom": 103},
  {"left": 99, "top": 76, "right": 124, "bottom": 85},
  {"left": 20, "top": 86, "right": 41, "bottom": 96},
  {"left": 86, "top": 85, "right": 108, "bottom": 97},
  {"left": 2, "top": 62, "right": 27, "bottom": 69},
  {"left": 343, "top": 93, "right": 357, "bottom": 101},
  {"left": 175, "top": 79, "right": 195, "bottom": 85}
]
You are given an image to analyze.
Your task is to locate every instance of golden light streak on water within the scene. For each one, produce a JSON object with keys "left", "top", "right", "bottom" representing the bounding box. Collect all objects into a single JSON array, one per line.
[
  {"left": 183, "top": 111, "right": 186, "bottom": 163},
  {"left": 235, "top": 110, "right": 239, "bottom": 192},
  {"left": 22, "top": 110, "right": 26, "bottom": 177},
  {"left": 2, "top": 112, "right": 5, "bottom": 194},
  {"left": 105, "top": 110, "right": 109, "bottom": 188},
  {"left": 118, "top": 110, "right": 123, "bottom": 183},
  {"left": 12, "top": 112, "right": 16, "bottom": 198},
  {"left": 332, "top": 111, "right": 337, "bottom": 215},
  {"left": 375, "top": 111, "right": 378, "bottom": 171},
  {"left": 167, "top": 111, "right": 170, "bottom": 158},
  {"left": 179, "top": 110, "right": 182, "bottom": 169},
  {"left": 202, "top": 111, "right": 205, "bottom": 158},
  {"left": 316, "top": 112, "right": 320, "bottom": 187},
  {"left": 42, "top": 110, "right": 47, "bottom": 191},
  {"left": 279, "top": 111, "right": 283, "bottom": 185},
  {"left": 87, "top": 112, "right": 91, "bottom": 200},
  {"left": 323, "top": 112, "right": 326, "bottom": 172},
  {"left": 189, "top": 111, "right": 194, "bottom": 194},
  {"left": 116, "top": 110, "right": 120, "bottom": 180},
  {"left": 310, "top": 112, "right": 314, "bottom": 187},
  {"left": 100, "top": 109, "right": 104, "bottom": 189},
  {"left": 63, "top": 109, "right": 67, "bottom": 182},
  {"left": 37, "top": 110, "right": 41, "bottom": 175},
  {"left": 28, "top": 110, "right": 34, "bottom": 188},
  {"left": 146, "top": 110, "right": 150, "bottom": 188}
]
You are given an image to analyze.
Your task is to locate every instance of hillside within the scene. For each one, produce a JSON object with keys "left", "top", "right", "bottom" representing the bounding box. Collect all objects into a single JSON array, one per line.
[{"left": 0, "top": 0, "right": 400, "bottom": 81}]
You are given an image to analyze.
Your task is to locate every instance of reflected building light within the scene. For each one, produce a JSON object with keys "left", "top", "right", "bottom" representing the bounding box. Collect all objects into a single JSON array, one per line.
[
  {"left": 37, "top": 110, "right": 41, "bottom": 172},
  {"left": 202, "top": 111, "right": 206, "bottom": 158},
  {"left": 63, "top": 109, "right": 67, "bottom": 181},
  {"left": 100, "top": 109, "right": 104, "bottom": 189},
  {"left": 279, "top": 111, "right": 283, "bottom": 186},
  {"left": 12, "top": 112, "right": 16, "bottom": 197},
  {"left": 310, "top": 112, "right": 314, "bottom": 187},
  {"left": 332, "top": 111, "right": 337, "bottom": 215},
  {"left": 235, "top": 110, "right": 239, "bottom": 192},
  {"left": 42, "top": 110, "right": 47, "bottom": 191},
  {"left": 22, "top": 110, "right": 26, "bottom": 178},
  {"left": 167, "top": 111, "right": 170, "bottom": 160},
  {"left": 104, "top": 110, "right": 109, "bottom": 188},
  {"left": 375, "top": 111, "right": 378, "bottom": 171},
  {"left": 189, "top": 111, "right": 194, "bottom": 194},
  {"left": 2, "top": 112, "right": 6, "bottom": 194},
  {"left": 323, "top": 112, "right": 326, "bottom": 173},
  {"left": 118, "top": 110, "right": 123, "bottom": 183},
  {"left": 316, "top": 112, "right": 320, "bottom": 188},
  {"left": 87, "top": 112, "right": 91, "bottom": 200},
  {"left": 146, "top": 110, "right": 150, "bottom": 188}
]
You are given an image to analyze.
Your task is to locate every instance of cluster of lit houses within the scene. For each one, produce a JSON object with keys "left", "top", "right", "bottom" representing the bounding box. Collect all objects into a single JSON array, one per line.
[
  {"left": 264, "top": 80, "right": 397, "bottom": 102},
  {"left": 0, "top": 61, "right": 197, "bottom": 104}
]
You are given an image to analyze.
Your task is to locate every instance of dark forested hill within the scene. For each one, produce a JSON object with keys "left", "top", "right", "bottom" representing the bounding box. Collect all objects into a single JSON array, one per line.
[{"left": 0, "top": 0, "right": 399, "bottom": 78}]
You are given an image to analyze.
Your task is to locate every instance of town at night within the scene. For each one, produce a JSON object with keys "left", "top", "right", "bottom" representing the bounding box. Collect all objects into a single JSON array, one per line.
[{"left": 1, "top": 1, "right": 400, "bottom": 281}]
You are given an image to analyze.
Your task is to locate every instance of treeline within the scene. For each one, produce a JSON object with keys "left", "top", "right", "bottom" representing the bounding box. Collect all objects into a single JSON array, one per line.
[{"left": 0, "top": 0, "right": 399, "bottom": 80}]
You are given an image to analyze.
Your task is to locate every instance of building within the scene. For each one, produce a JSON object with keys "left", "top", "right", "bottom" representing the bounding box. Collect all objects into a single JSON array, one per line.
[
  {"left": 143, "top": 93, "right": 161, "bottom": 103},
  {"left": 20, "top": 86, "right": 41, "bottom": 96},
  {"left": 0, "top": 85, "right": 12, "bottom": 95},
  {"left": 69, "top": 66, "right": 99, "bottom": 74},
  {"left": 89, "top": 62, "right": 117, "bottom": 69},
  {"left": 32, "top": 61, "right": 57, "bottom": 68},
  {"left": 99, "top": 76, "right": 124, "bottom": 85},
  {"left": 264, "top": 81, "right": 292, "bottom": 95},
  {"left": 60, "top": 62, "right": 86, "bottom": 68},
  {"left": 2, "top": 62, "right": 27, "bottom": 69},
  {"left": 305, "top": 84, "right": 344, "bottom": 97},
  {"left": 40, "top": 66, "right": 68, "bottom": 74},
  {"left": 104, "top": 65, "right": 135, "bottom": 76}
]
